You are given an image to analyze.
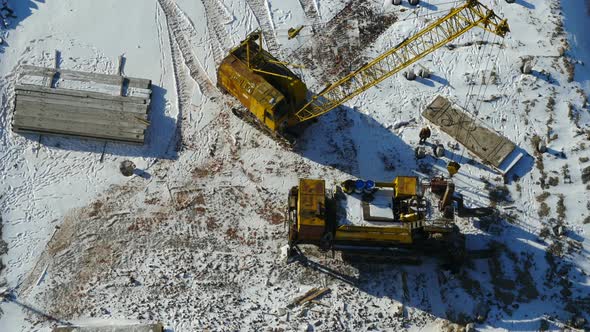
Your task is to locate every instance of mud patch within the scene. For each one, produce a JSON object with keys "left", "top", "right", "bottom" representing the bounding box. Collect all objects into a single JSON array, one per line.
[{"left": 173, "top": 189, "right": 205, "bottom": 211}]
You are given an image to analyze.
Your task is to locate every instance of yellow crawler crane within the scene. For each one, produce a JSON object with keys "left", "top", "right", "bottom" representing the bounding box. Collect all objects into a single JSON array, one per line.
[
  {"left": 217, "top": 0, "right": 509, "bottom": 142},
  {"left": 287, "top": 177, "right": 464, "bottom": 262}
]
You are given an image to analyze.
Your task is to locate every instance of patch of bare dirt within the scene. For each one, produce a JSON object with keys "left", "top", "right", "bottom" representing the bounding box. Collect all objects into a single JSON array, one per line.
[{"left": 293, "top": 2, "right": 397, "bottom": 84}]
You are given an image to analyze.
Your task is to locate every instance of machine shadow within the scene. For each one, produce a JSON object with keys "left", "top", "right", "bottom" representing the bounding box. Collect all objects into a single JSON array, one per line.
[
  {"left": 17, "top": 84, "right": 179, "bottom": 160},
  {"left": 293, "top": 215, "right": 590, "bottom": 330},
  {"left": 515, "top": 0, "right": 535, "bottom": 10},
  {"left": 3, "top": 291, "right": 72, "bottom": 326},
  {"left": 397, "top": 1, "right": 438, "bottom": 11},
  {"left": 296, "top": 105, "right": 418, "bottom": 180}
]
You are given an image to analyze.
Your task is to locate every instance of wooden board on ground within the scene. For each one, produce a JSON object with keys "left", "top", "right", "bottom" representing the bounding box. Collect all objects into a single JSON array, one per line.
[
  {"left": 290, "top": 287, "right": 330, "bottom": 307},
  {"left": 422, "top": 95, "right": 522, "bottom": 174},
  {"left": 12, "top": 65, "right": 152, "bottom": 145}
]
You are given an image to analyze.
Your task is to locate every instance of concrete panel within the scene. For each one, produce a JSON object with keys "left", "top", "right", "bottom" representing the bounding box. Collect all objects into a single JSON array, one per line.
[
  {"left": 53, "top": 323, "right": 164, "bottom": 332},
  {"left": 12, "top": 66, "right": 152, "bottom": 144},
  {"left": 20, "top": 65, "right": 152, "bottom": 89},
  {"left": 422, "top": 95, "right": 515, "bottom": 168}
]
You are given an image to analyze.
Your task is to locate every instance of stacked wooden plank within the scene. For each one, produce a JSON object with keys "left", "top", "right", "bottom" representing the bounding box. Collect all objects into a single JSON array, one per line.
[{"left": 12, "top": 65, "right": 152, "bottom": 144}]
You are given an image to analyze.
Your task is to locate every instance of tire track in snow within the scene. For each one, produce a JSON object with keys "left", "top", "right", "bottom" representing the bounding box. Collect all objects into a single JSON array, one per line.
[
  {"left": 156, "top": 0, "right": 200, "bottom": 152},
  {"left": 201, "top": 0, "right": 233, "bottom": 65},
  {"left": 245, "top": 0, "right": 280, "bottom": 53},
  {"left": 298, "top": 0, "right": 321, "bottom": 25},
  {"left": 157, "top": 0, "right": 216, "bottom": 96},
  {"left": 169, "top": 32, "right": 195, "bottom": 151},
  {"left": 155, "top": 2, "right": 168, "bottom": 88}
]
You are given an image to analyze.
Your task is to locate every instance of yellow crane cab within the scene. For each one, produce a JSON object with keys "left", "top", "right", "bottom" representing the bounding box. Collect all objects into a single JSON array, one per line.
[{"left": 217, "top": 31, "right": 308, "bottom": 134}]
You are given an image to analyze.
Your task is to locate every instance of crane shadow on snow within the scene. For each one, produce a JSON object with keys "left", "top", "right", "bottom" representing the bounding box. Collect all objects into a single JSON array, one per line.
[
  {"left": 0, "top": 0, "right": 44, "bottom": 53},
  {"left": 294, "top": 104, "right": 533, "bottom": 184},
  {"left": 2, "top": 290, "right": 72, "bottom": 327},
  {"left": 296, "top": 105, "right": 417, "bottom": 180},
  {"left": 17, "top": 84, "right": 180, "bottom": 160},
  {"left": 396, "top": 1, "right": 438, "bottom": 11},
  {"left": 514, "top": 0, "right": 535, "bottom": 10},
  {"left": 293, "top": 215, "right": 590, "bottom": 330}
]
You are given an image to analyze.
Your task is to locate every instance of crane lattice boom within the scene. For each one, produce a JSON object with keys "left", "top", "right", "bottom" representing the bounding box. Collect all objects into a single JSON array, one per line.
[{"left": 294, "top": 0, "right": 509, "bottom": 123}]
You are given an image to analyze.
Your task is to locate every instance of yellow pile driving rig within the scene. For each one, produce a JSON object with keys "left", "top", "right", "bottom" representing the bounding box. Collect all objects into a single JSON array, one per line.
[
  {"left": 217, "top": 0, "right": 509, "bottom": 144},
  {"left": 287, "top": 177, "right": 465, "bottom": 261}
]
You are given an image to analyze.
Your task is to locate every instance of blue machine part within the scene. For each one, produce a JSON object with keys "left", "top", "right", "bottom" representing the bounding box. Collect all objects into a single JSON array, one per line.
[
  {"left": 365, "top": 180, "right": 375, "bottom": 192},
  {"left": 354, "top": 179, "right": 365, "bottom": 193}
]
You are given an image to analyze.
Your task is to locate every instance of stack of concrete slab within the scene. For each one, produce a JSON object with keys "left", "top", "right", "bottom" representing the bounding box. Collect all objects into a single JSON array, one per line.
[
  {"left": 53, "top": 323, "right": 163, "bottom": 332},
  {"left": 423, "top": 95, "right": 523, "bottom": 175},
  {"left": 12, "top": 65, "right": 152, "bottom": 144}
]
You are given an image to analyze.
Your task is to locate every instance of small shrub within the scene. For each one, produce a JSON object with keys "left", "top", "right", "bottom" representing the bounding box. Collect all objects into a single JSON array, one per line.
[
  {"left": 547, "top": 177, "right": 559, "bottom": 186},
  {"left": 536, "top": 192, "right": 550, "bottom": 202},
  {"left": 547, "top": 241, "right": 565, "bottom": 257},
  {"left": 539, "top": 227, "right": 551, "bottom": 238},
  {"left": 546, "top": 96, "right": 556, "bottom": 111},
  {"left": 538, "top": 202, "right": 550, "bottom": 217},
  {"left": 488, "top": 185, "right": 511, "bottom": 205},
  {"left": 556, "top": 195, "right": 566, "bottom": 221},
  {"left": 531, "top": 134, "right": 542, "bottom": 153},
  {"left": 582, "top": 166, "right": 590, "bottom": 184},
  {"left": 564, "top": 57, "right": 575, "bottom": 82}
]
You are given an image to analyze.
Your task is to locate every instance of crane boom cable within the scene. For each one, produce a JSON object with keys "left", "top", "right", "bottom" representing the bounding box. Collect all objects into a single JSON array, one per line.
[
  {"left": 472, "top": 33, "right": 498, "bottom": 113},
  {"left": 458, "top": 34, "right": 505, "bottom": 164},
  {"left": 457, "top": 28, "right": 491, "bottom": 163},
  {"left": 458, "top": 31, "right": 503, "bottom": 164},
  {"left": 293, "top": 0, "right": 509, "bottom": 123},
  {"left": 475, "top": 34, "right": 504, "bottom": 114},
  {"left": 463, "top": 27, "right": 490, "bottom": 113}
]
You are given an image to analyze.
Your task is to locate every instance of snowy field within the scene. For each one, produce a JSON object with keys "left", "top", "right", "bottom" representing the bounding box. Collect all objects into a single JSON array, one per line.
[{"left": 0, "top": 0, "right": 589, "bottom": 331}]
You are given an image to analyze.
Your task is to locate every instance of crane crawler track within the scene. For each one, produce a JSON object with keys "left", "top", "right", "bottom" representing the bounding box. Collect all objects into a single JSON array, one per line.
[{"left": 230, "top": 105, "right": 292, "bottom": 149}]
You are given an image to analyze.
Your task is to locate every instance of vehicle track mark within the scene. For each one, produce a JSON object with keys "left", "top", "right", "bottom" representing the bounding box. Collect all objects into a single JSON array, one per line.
[
  {"left": 201, "top": 0, "right": 234, "bottom": 65},
  {"left": 157, "top": 0, "right": 216, "bottom": 95},
  {"left": 298, "top": 0, "right": 321, "bottom": 25},
  {"left": 245, "top": 0, "right": 280, "bottom": 53}
]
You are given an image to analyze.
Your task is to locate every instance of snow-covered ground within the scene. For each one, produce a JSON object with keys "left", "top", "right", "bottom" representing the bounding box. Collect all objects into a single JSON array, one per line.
[{"left": 0, "top": 0, "right": 589, "bottom": 331}]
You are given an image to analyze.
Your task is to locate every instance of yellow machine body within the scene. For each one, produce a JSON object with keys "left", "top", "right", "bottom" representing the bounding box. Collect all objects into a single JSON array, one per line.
[
  {"left": 288, "top": 178, "right": 466, "bottom": 262},
  {"left": 295, "top": 179, "right": 327, "bottom": 242},
  {"left": 394, "top": 176, "right": 418, "bottom": 199},
  {"left": 217, "top": 33, "right": 308, "bottom": 133},
  {"left": 289, "top": 178, "right": 432, "bottom": 246},
  {"left": 334, "top": 225, "right": 413, "bottom": 244}
]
